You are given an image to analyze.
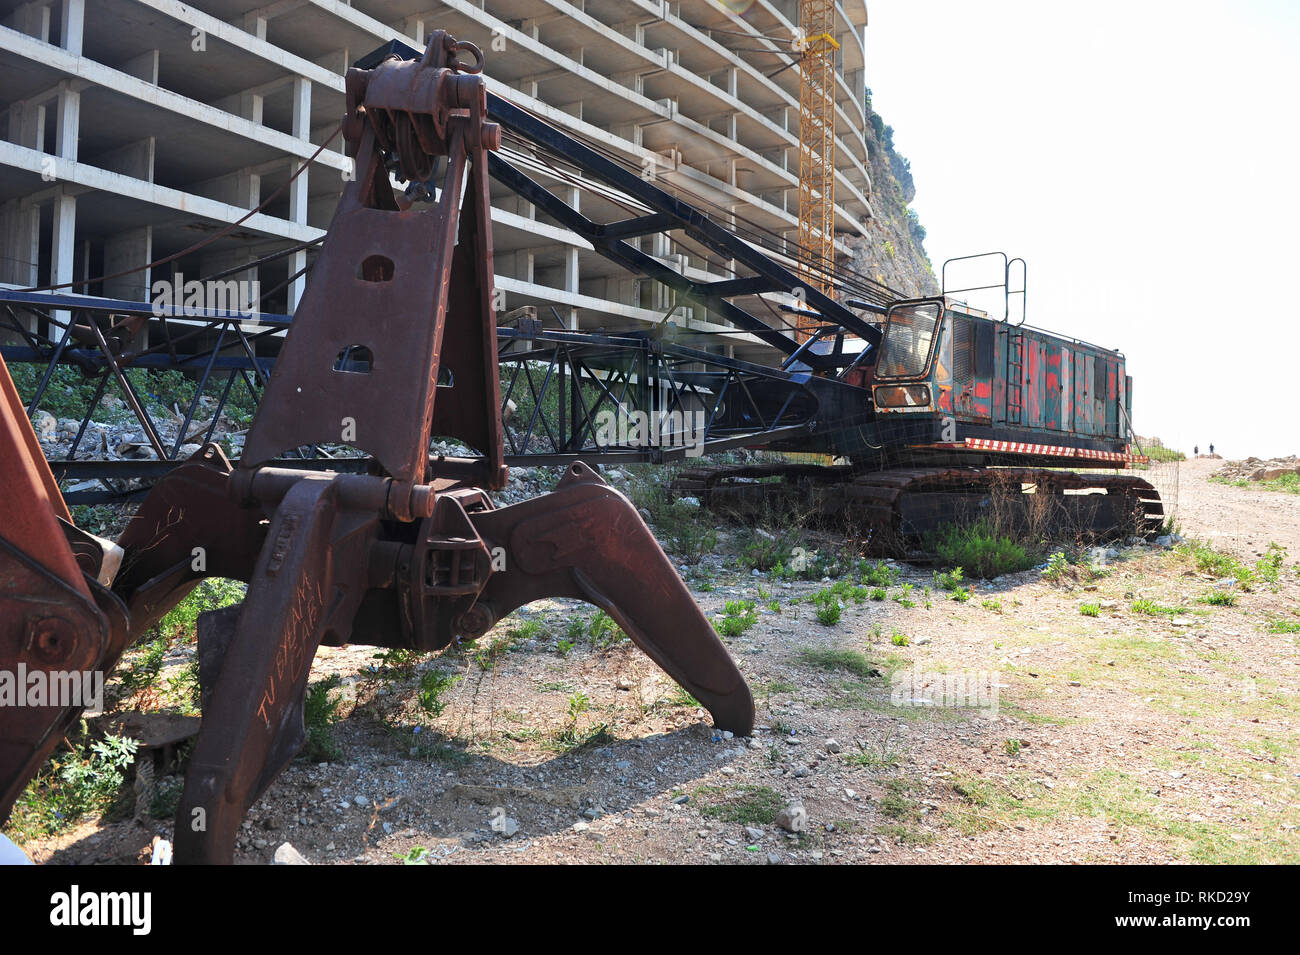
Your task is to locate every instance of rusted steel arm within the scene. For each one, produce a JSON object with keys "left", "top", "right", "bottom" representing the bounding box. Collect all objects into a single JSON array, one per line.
[
  {"left": 0, "top": 356, "right": 129, "bottom": 822},
  {"left": 467, "top": 463, "right": 754, "bottom": 735},
  {"left": 174, "top": 477, "right": 377, "bottom": 863}
]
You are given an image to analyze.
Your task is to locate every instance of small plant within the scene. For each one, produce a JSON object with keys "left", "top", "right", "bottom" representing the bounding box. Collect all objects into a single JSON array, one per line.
[
  {"left": 934, "top": 566, "right": 965, "bottom": 591},
  {"left": 165, "top": 658, "right": 201, "bottom": 714},
  {"left": 666, "top": 685, "right": 701, "bottom": 708},
  {"left": 1199, "top": 591, "right": 1237, "bottom": 607},
  {"left": 860, "top": 560, "right": 899, "bottom": 588},
  {"left": 714, "top": 599, "right": 759, "bottom": 637},
  {"left": 1256, "top": 543, "right": 1287, "bottom": 585},
  {"left": 1079, "top": 602, "right": 1100, "bottom": 617},
  {"left": 556, "top": 638, "right": 576, "bottom": 656},
  {"left": 845, "top": 726, "right": 903, "bottom": 768},
  {"left": 9, "top": 729, "right": 140, "bottom": 839},
  {"left": 566, "top": 617, "right": 585, "bottom": 644},
  {"left": 395, "top": 845, "right": 431, "bottom": 865},
  {"left": 980, "top": 598, "right": 1003, "bottom": 613},
  {"left": 372, "top": 648, "right": 421, "bottom": 673},
  {"left": 1004, "top": 738, "right": 1023, "bottom": 756},
  {"left": 567, "top": 691, "right": 590, "bottom": 724},
  {"left": 301, "top": 675, "right": 343, "bottom": 762},
  {"left": 117, "top": 636, "right": 168, "bottom": 700},
  {"left": 1042, "top": 551, "right": 1069, "bottom": 582},
  {"left": 148, "top": 775, "right": 184, "bottom": 819},
  {"left": 815, "top": 601, "right": 842, "bottom": 626},
  {"left": 1265, "top": 616, "right": 1300, "bottom": 634},
  {"left": 892, "top": 582, "right": 916, "bottom": 608},
  {"left": 868, "top": 587, "right": 887, "bottom": 601},
  {"left": 473, "top": 634, "right": 518, "bottom": 671},
  {"left": 587, "top": 611, "right": 626, "bottom": 650},
  {"left": 890, "top": 630, "right": 910, "bottom": 647},
  {"left": 416, "top": 669, "right": 460, "bottom": 717},
  {"left": 1177, "top": 539, "right": 1255, "bottom": 587},
  {"left": 950, "top": 587, "right": 971, "bottom": 603},
  {"left": 547, "top": 686, "right": 613, "bottom": 749},
  {"left": 739, "top": 532, "right": 796, "bottom": 572}
]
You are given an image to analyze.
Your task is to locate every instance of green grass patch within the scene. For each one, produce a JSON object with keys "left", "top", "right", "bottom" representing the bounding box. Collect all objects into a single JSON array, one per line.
[
  {"left": 797, "top": 647, "right": 879, "bottom": 680},
  {"left": 696, "top": 784, "right": 784, "bottom": 825},
  {"left": 1131, "top": 598, "right": 1181, "bottom": 616}
]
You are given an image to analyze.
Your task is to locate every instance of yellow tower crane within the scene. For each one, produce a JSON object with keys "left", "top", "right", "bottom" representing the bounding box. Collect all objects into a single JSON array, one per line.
[{"left": 795, "top": 0, "right": 839, "bottom": 339}]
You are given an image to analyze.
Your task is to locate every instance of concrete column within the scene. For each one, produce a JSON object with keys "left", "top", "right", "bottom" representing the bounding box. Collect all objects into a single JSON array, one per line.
[
  {"left": 50, "top": 193, "right": 75, "bottom": 279},
  {"left": 402, "top": 16, "right": 425, "bottom": 46},
  {"left": 313, "top": 50, "right": 351, "bottom": 75},
  {"left": 120, "top": 49, "right": 159, "bottom": 84},
  {"left": 190, "top": 167, "right": 259, "bottom": 207},
  {"left": 5, "top": 2, "right": 51, "bottom": 41},
  {"left": 287, "top": 76, "right": 311, "bottom": 311},
  {"left": 55, "top": 80, "right": 79, "bottom": 162},
  {"left": 562, "top": 186, "right": 580, "bottom": 330},
  {"left": 197, "top": 248, "right": 259, "bottom": 317},
  {"left": 648, "top": 233, "right": 672, "bottom": 313},
  {"left": 0, "top": 200, "right": 40, "bottom": 287},
  {"left": 59, "top": 0, "right": 83, "bottom": 54},
  {"left": 243, "top": 91, "right": 265, "bottom": 125},
  {"left": 103, "top": 226, "right": 151, "bottom": 303},
  {"left": 49, "top": 189, "right": 76, "bottom": 334},
  {"left": 98, "top": 138, "right": 155, "bottom": 181},
  {"left": 8, "top": 99, "right": 46, "bottom": 151}
]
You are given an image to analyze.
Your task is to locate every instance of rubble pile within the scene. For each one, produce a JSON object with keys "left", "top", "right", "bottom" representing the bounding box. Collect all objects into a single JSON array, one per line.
[{"left": 1213, "top": 455, "right": 1300, "bottom": 483}]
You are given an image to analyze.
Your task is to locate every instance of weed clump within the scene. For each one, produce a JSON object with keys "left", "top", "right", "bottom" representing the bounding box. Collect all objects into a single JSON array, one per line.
[{"left": 926, "top": 520, "right": 1038, "bottom": 579}]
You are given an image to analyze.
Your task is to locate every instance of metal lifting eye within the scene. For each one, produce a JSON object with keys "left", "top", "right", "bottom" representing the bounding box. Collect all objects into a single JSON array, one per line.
[{"left": 451, "top": 40, "right": 484, "bottom": 73}]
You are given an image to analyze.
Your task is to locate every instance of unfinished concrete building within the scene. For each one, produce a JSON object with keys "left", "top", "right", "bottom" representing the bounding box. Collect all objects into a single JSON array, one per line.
[{"left": 1, "top": 0, "right": 874, "bottom": 360}]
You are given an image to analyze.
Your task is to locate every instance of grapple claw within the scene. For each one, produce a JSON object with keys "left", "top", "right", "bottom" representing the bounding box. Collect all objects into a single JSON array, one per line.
[{"left": 469, "top": 462, "right": 754, "bottom": 735}]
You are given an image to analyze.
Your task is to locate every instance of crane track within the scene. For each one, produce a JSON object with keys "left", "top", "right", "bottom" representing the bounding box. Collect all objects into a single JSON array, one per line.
[{"left": 670, "top": 463, "right": 1164, "bottom": 551}]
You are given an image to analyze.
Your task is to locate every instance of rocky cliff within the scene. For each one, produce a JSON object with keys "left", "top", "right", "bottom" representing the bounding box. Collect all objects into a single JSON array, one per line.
[{"left": 841, "top": 100, "right": 938, "bottom": 299}]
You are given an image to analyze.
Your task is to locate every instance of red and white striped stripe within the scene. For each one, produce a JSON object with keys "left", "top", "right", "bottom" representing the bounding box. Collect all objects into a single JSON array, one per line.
[{"left": 959, "top": 437, "right": 1146, "bottom": 464}]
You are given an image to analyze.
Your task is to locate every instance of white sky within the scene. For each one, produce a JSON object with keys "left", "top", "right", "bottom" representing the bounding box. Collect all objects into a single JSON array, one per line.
[{"left": 864, "top": 0, "right": 1300, "bottom": 459}]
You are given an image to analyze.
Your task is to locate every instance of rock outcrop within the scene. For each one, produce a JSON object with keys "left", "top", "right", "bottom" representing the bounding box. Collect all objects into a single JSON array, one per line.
[
  {"left": 1214, "top": 456, "right": 1300, "bottom": 482},
  {"left": 841, "top": 101, "right": 939, "bottom": 299}
]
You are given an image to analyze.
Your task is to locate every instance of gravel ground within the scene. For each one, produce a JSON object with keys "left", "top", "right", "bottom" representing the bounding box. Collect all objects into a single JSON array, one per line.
[{"left": 16, "top": 458, "right": 1300, "bottom": 865}]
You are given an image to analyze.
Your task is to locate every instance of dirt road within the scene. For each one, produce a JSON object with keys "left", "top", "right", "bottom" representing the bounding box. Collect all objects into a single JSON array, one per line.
[
  {"left": 15, "top": 461, "right": 1300, "bottom": 865},
  {"left": 1171, "top": 457, "right": 1300, "bottom": 557}
]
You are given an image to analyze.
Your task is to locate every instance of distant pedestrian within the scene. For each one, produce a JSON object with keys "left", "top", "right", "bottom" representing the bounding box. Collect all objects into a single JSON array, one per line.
[
  {"left": 1194, "top": 445, "right": 1199, "bottom": 456},
  {"left": 1209, "top": 443, "right": 1215, "bottom": 455}
]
